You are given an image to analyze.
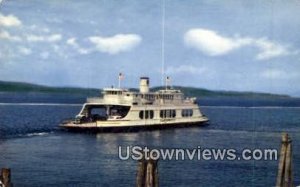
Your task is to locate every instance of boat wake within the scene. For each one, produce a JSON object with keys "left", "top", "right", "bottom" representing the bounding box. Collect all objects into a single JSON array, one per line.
[
  {"left": 23, "top": 132, "right": 53, "bottom": 137},
  {"left": 1, "top": 128, "right": 62, "bottom": 139}
]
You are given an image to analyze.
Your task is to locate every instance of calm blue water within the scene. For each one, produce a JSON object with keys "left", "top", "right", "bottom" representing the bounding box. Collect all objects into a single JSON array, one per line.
[{"left": 0, "top": 93, "right": 300, "bottom": 186}]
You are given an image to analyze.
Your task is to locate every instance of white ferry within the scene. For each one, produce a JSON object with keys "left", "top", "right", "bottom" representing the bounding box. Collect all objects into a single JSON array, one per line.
[{"left": 60, "top": 77, "right": 209, "bottom": 132}]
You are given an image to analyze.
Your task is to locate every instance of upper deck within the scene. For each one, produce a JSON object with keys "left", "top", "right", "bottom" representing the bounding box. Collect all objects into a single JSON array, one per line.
[
  {"left": 86, "top": 77, "right": 196, "bottom": 105},
  {"left": 87, "top": 87, "right": 196, "bottom": 106}
]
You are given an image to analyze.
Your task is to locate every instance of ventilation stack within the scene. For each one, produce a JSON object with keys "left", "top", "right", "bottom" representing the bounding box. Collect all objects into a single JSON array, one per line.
[{"left": 140, "top": 77, "right": 149, "bottom": 93}]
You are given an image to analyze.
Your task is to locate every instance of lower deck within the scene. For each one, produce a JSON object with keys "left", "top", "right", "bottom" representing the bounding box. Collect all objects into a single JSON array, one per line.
[{"left": 60, "top": 118, "right": 209, "bottom": 132}]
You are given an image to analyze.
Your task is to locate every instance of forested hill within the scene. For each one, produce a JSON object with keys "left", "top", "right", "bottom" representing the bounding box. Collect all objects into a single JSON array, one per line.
[
  {"left": 151, "top": 86, "right": 290, "bottom": 98},
  {"left": 0, "top": 80, "right": 290, "bottom": 98},
  {"left": 0, "top": 81, "right": 99, "bottom": 95}
]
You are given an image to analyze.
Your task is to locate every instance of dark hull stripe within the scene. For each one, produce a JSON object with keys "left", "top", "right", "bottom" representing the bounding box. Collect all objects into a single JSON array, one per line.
[{"left": 60, "top": 121, "right": 209, "bottom": 133}]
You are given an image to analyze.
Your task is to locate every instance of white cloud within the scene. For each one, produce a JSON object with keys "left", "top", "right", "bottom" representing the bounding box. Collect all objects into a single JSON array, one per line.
[
  {"left": 19, "top": 47, "right": 32, "bottom": 55},
  {"left": 66, "top": 37, "right": 77, "bottom": 46},
  {"left": 0, "top": 30, "right": 21, "bottom": 41},
  {"left": 254, "top": 39, "right": 290, "bottom": 60},
  {"left": 88, "top": 34, "right": 141, "bottom": 54},
  {"left": 184, "top": 28, "right": 294, "bottom": 60},
  {"left": 66, "top": 34, "right": 141, "bottom": 55},
  {"left": 66, "top": 37, "right": 90, "bottom": 54},
  {"left": 165, "top": 65, "right": 207, "bottom": 75},
  {"left": 184, "top": 29, "right": 252, "bottom": 56},
  {"left": 261, "top": 69, "right": 298, "bottom": 79},
  {"left": 26, "top": 34, "right": 62, "bottom": 42},
  {"left": 0, "top": 14, "right": 22, "bottom": 27}
]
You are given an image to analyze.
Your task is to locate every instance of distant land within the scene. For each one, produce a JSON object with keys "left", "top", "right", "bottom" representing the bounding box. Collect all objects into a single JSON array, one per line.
[
  {"left": 0, "top": 80, "right": 99, "bottom": 96},
  {"left": 0, "top": 80, "right": 291, "bottom": 98}
]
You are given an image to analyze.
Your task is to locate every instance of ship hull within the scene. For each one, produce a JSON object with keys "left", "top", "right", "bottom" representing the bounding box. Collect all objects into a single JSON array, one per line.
[{"left": 60, "top": 119, "right": 209, "bottom": 133}]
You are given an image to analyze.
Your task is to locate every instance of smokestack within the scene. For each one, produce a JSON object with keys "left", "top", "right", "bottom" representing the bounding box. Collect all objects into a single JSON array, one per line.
[{"left": 140, "top": 77, "right": 149, "bottom": 93}]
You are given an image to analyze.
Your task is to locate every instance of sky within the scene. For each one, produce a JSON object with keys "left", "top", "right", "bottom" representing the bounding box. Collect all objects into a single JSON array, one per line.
[{"left": 0, "top": 0, "right": 300, "bottom": 96}]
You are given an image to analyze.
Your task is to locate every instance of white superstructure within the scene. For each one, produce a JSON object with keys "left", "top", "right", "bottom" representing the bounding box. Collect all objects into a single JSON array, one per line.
[{"left": 60, "top": 77, "right": 209, "bottom": 131}]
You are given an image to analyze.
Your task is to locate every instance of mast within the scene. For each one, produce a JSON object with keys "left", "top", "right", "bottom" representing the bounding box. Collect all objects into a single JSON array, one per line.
[{"left": 161, "top": 0, "right": 165, "bottom": 86}]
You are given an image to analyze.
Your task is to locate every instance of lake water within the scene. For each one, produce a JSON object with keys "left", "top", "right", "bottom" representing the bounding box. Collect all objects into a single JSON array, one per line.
[{"left": 0, "top": 93, "right": 299, "bottom": 186}]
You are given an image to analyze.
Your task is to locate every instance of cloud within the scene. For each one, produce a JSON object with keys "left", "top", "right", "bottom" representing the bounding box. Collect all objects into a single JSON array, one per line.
[
  {"left": 66, "top": 37, "right": 77, "bottom": 46},
  {"left": 66, "top": 37, "right": 90, "bottom": 54},
  {"left": 0, "top": 14, "right": 22, "bottom": 27},
  {"left": 66, "top": 34, "right": 142, "bottom": 55},
  {"left": 165, "top": 65, "right": 207, "bottom": 75},
  {"left": 184, "top": 28, "right": 294, "bottom": 60},
  {"left": 254, "top": 39, "right": 290, "bottom": 60},
  {"left": 19, "top": 47, "right": 32, "bottom": 55},
  {"left": 26, "top": 34, "right": 62, "bottom": 42},
  {"left": 88, "top": 34, "right": 141, "bottom": 54},
  {"left": 261, "top": 69, "right": 298, "bottom": 79},
  {"left": 184, "top": 29, "right": 252, "bottom": 56},
  {"left": 0, "top": 30, "right": 22, "bottom": 41}
]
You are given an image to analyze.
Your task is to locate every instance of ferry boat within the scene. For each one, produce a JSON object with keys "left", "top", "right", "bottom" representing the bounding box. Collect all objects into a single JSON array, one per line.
[{"left": 60, "top": 77, "right": 209, "bottom": 132}]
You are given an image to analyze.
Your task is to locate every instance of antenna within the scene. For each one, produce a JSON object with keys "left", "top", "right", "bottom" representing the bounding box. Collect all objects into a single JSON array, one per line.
[{"left": 161, "top": 0, "right": 165, "bottom": 86}]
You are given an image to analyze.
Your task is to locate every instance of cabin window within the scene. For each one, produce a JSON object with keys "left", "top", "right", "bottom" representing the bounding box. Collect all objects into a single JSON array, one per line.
[
  {"left": 145, "top": 110, "right": 149, "bottom": 119},
  {"left": 139, "top": 110, "right": 154, "bottom": 119},
  {"left": 150, "top": 110, "right": 154, "bottom": 119},
  {"left": 166, "top": 110, "right": 170, "bottom": 118},
  {"left": 160, "top": 110, "right": 164, "bottom": 118},
  {"left": 139, "top": 111, "right": 144, "bottom": 119},
  {"left": 172, "top": 110, "right": 176, "bottom": 118},
  {"left": 182, "top": 109, "right": 193, "bottom": 117},
  {"left": 160, "top": 109, "right": 176, "bottom": 118}
]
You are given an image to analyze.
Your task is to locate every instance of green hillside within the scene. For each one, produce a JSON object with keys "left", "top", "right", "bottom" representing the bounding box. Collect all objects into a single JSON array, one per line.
[
  {"left": 151, "top": 86, "right": 290, "bottom": 98},
  {"left": 0, "top": 80, "right": 290, "bottom": 98},
  {"left": 0, "top": 81, "right": 99, "bottom": 95}
]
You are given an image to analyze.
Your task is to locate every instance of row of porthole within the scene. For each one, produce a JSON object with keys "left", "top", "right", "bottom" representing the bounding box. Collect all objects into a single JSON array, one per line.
[{"left": 139, "top": 109, "right": 194, "bottom": 119}]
